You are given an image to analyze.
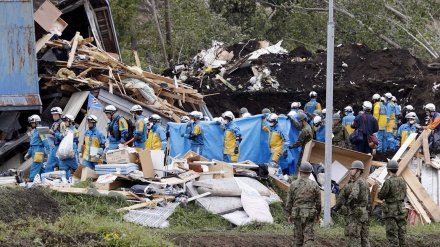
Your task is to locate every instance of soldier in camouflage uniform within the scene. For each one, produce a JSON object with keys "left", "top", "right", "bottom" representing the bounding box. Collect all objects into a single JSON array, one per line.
[
  {"left": 285, "top": 162, "right": 321, "bottom": 247},
  {"left": 378, "top": 160, "right": 407, "bottom": 247},
  {"left": 332, "top": 113, "right": 351, "bottom": 149},
  {"left": 333, "top": 160, "right": 371, "bottom": 247},
  {"left": 288, "top": 113, "right": 313, "bottom": 172}
]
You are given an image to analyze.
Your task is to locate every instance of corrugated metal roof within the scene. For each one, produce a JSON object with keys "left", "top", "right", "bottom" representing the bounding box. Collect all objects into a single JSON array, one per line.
[
  {"left": 63, "top": 91, "right": 89, "bottom": 118},
  {"left": 0, "top": 1, "right": 41, "bottom": 111}
]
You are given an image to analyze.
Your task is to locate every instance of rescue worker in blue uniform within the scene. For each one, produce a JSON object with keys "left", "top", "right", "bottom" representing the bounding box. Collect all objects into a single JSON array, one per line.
[
  {"left": 342, "top": 106, "right": 355, "bottom": 135},
  {"left": 45, "top": 107, "right": 66, "bottom": 172},
  {"left": 149, "top": 114, "right": 167, "bottom": 150},
  {"left": 262, "top": 113, "right": 290, "bottom": 166},
  {"left": 288, "top": 102, "right": 301, "bottom": 117},
  {"left": 182, "top": 111, "right": 204, "bottom": 155},
  {"left": 104, "top": 105, "right": 128, "bottom": 152},
  {"left": 130, "top": 105, "right": 147, "bottom": 152},
  {"left": 304, "top": 91, "right": 322, "bottom": 114},
  {"left": 396, "top": 112, "right": 417, "bottom": 148},
  {"left": 385, "top": 93, "right": 397, "bottom": 150},
  {"left": 24, "top": 115, "right": 50, "bottom": 182},
  {"left": 392, "top": 96, "right": 401, "bottom": 136},
  {"left": 373, "top": 96, "right": 388, "bottom": 153},
  {"left": 80, "top": 115, "right": 106, "bottom": 169},
  {"left": 219, "top": 111, "right": 242, "bottom": 162},
  {"left": 58, "top": 114, "right": 79, "bottom": 179},
  {"left": 313, "top": 115, "right": 325, "bottom": 142}
]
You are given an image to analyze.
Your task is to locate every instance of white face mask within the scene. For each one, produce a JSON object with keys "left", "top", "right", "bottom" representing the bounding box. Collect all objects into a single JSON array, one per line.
[{"left": 409, "top": 120, "right": 415, "bottom": 124}]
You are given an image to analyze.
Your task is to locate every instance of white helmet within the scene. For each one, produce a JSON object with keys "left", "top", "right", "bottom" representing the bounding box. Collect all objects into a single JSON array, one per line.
[
  {"left": 87, "top": 115, "right": 98, "bottom": 123},
  {"left": 287, "top": 111, "right": 296, "bottom": 118},
  {"left": 384, "top": 92, "right": 393, "bottom": 99},
  {"left": 28, "top": 115, "right": 41, "bottom": 123},
  {"left": 405, "top": 105, "right": 414, "bottom": 111},
  {"left": 61, "top": 114, "right": 74, "bottom": 122},
  {"left": 313, "top": 116, "right": 322, "bottom": 125},
  {"left": 130, "top": 104, "right": 143, "bottom": 113},
  {"left": 190, "top": 111, "right": 202, "bottom": 120},
  {"left": 241, "top": 112, "right": 251, "bottom": 118},
  {"left": 425, "top": 103, "right": 436, "bottom": 112},
  {"left": 322, "top": 109, "right": 326, "bottom": 115},
  {"left": 202, "top": 116, "right": 210, "bottom": 121},
  {"left": 391, "top": 96, "right": 397, "bottom": 102},
  {"left": 104, "top": 105, "right": 117, "bottom": 113},
  {"left": 380, "top": 97, "right": 386, "bottom": 103},
  {"left": 223, "top": 111, "right": 235, "bottom": 120},
  {"left": 291, "top": 102, "right": 300, "bottom": 108},
  {"left": 372, "top": 94, "right": 380, "bottom": 101},
  {"left": 50, "top": 107, "right": 63, "bottom": 115},
  {"left": 313, "top": 110, "right": 322, "bottom": 116},
  {"left": 180, "top": 116, "right": 190, "bottom": 123},
  {"left": 405, "top": 112, "right": 417, "bottom": 119},
  {"left": 362, "top": 101, "right": 373, "bottom": 111},
  {"left": 267, "top": 113, "right": 278, "bottom": 124},
  {"left": 309, "top": 91, "right": 317, "bottom": 98},
  {"left": 149, "top": 114, "right": 161, "bottom": 122},
  {"left": 344, "top": 106, "right": 353, "bottom": 112}
]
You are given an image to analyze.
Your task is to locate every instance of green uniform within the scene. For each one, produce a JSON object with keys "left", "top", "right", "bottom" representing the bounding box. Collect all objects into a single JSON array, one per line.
[
  {"left": 378, "top": 174, "right": 407, "bottom": 247},
  {"left": 334, "top": 176, "right": 371, "bottom": 247},
  {"left": 285, "top": 176, "right": 321, "bottom": 247},
  {"left": 333, "top": 122, "right": 350, "bottom": 149},
  {"left": 290, "top": 124, "right": 313, "bottom": 171}
]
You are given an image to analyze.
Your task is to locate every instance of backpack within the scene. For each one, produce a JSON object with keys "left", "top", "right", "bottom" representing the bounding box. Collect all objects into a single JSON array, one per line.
[{"left": 108, "top": 116, "right": 135, "bottom": 146}]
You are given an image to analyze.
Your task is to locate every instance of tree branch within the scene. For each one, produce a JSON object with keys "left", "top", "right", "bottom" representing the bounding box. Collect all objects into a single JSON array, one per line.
[{"left": 384, "top": 4, "right": 408, "bottom": 24}]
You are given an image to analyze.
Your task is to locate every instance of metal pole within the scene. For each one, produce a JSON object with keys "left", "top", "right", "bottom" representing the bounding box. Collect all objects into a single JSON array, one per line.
[{"left": 324, "top": 0, "right": 335, "bottom": 227}]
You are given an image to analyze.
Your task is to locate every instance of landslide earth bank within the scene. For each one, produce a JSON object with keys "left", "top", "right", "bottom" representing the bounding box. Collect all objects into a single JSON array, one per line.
[{"left": 201, "top": 43, "right": 439, "bottom": 117}]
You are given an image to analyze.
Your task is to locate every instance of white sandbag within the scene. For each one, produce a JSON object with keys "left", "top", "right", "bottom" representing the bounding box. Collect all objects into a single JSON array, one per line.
[
  {"left": 221, "top": 210, "right": 252, "bottom": 226},
  {"left": 241, "top": 192, "right": 273, "bottom": 224},
  {"left": 56, "top": 131, "right": 75, "bottom": 160}
]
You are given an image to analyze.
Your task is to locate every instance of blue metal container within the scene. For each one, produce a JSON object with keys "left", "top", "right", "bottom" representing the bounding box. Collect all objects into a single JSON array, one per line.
[{"left": 0, "top": 0, "right": 42, "bottom": 111}]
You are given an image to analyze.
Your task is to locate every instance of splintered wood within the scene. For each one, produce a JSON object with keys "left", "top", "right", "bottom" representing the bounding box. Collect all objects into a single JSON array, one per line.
[{"left": 40, "top": 37, "right": 205, "bottom": 121}]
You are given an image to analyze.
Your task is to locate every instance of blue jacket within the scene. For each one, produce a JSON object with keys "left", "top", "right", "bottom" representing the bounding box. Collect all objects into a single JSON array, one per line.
[
  {"left": 108, "top": 114, "right": 128, "bottom": 144},
  {"left": 28, "top": 128, "right": 50, "bottom": 154},
  {"left": 314, "top": 124, "right": 326, "bottom": 142},
  {"left": 351, "top": 112, "right": 379, "bottom": 135},
  {"left": 151, "top": 124, "right": 167, "bottom": 150},
  {"left": 304, "top": 99, "right": 321, "bottom": 114},
  {"left": 185, "top": 121, "right": 204, "bottom": 146},
  {"left": 342, "top": 113, "right": 355, "bottom": 132},
  {"left": 52, "top": 119, "right": 66, "bottom": 146}
]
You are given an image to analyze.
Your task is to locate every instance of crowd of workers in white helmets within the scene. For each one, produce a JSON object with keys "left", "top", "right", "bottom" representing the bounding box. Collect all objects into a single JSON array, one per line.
[{"left": 24, "top": 90, "right": 440, "bottom": 182}]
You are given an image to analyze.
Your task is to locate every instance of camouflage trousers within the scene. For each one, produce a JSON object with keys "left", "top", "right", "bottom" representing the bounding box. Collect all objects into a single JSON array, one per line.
[
  {"left": 296, "top": 150, "right": 305, "bottom": 173},
  {"left": 293, "top": 217, "right": 315, "bottom": 247},
  {"left": 384, "top": 217, "right": 407, "bottom": 247},
  {"left": 345, "top": 217, "right": 370, "bottom": 247}
]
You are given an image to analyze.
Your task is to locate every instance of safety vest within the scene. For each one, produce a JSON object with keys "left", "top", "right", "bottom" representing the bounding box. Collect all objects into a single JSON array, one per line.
[
  {"left": 342, "top": 113, "right": 355, "bottom": 135},
  {"left": 223, "top": 121, "right": 241, "bottom": 154},
  {"left": 314, "top": 124, "right": 325, "bottom": 142},
  {"left": 52, "top": 119, "right": 66, "bottom": 146},
  {"left": 151, "top": 124, "right": 166, "bottom": 150},
  {"left": 374, "top": 102, "right": 387, "bottom": 130},
  {"left": 134, "top": 116, "right": 147, "bottom": 150},
  {"left": 108, "top": 115, "right": 128, "bottom": 144},
  {"left": 304, "top": 99, "right": 322, "bottom": 114},
  {"left": 262, "top": 122, "right": 289, "bottom": 153},
  {"left": 83, "top": 127, "right": 105, "bottom": 162},
  {"left": 397, "top": 123, "right": 417, "bottom": 147},
  {"left": 190, "top": 122, "right": 204, "bottom": 146},
  {"left": 145, "top": 130, "right": 153, "bottom": 149}
]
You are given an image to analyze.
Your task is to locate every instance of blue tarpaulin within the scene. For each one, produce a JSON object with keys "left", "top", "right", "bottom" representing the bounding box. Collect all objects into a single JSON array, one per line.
[{"left": 167, "top": 115, "right": 302, "bottom": 174}]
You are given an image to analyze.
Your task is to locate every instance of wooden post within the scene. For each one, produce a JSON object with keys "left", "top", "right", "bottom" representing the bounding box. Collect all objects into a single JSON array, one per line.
[{"left": 67, "top": 32, "right": 80, "bottom": 68}]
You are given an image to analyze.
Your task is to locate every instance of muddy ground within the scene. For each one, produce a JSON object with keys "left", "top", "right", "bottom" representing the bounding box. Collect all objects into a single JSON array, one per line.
[
  {"left": 168, "top": 231, "right": 440, "bottom": 247},
  {"left": 189, "top": 41, "right": 439, "bottom": 118}
]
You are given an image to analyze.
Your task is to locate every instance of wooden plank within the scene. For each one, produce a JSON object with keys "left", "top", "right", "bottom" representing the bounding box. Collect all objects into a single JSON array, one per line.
[
  {"left": 269, "top": 174, "right": 290, "bottom": 192},
  {"left": 35, "top": 33, "right": 54, "bottom": 53},
  {"left": 142, "top": 71, "right": 174, "bottom": 84},
  {"left": 392, "top": 133, "right": 418, "bottom": 160},
  {"left": 133, "top": 50, "right": 141, "bottom": 68},
  {"left": 215, "top": 74, "right": 236, "bottom": 91},
  {"left": 402, "top": 167, "right": 440, "bottom": 221},
  {"left": 159, "top": 90, "right": 205, "bottom": 105},
  {"left": 423, "top": 134, "right": 431, "bottom": 165},
  {"left": 67, "top": 32, "right": 80, "bottom": 68},
  {"left": 116, "top": 201, "right": 156, "bottom": 212},
  {"left": 61, "top": 84, "right": 79, "bottom": 92},
  {"left": 396, "top": 130, "right": 429, "bottom": 176},
  {"left": 407, "top": 186, "right": 431, "bottom": 224},
  {"left": 171, "top": 88, "right": 198, "bottom": 94},
  {"left": 187, "top": 192, "right": 211, "bottom": 202}
]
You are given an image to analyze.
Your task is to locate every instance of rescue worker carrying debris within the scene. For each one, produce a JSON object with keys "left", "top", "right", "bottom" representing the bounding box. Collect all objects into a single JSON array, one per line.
[
  {"left": 304, "top": 91, "right": 322, "bottom": 114},
  {"left": 351, "top": 101, "right": 379, "bottom": 154},
  {"left": 218, "top": 111, "right": 242, "bottom": 162},
  {"left": 24, "top": 115, "right": 50, "bottom": 182},
  {"left": 262, "top": 113, "right": 290, "bottom": 168},
  {"left": 416, "top": 103, "right": 440, "bottom": 150},
  {"left": 149, "top": 114, "right": 167, "bottom": 150},
  {"left": 80, "top": 115, "right": 105, "bottom": 169},
  {"left": 333, "top": 160, "right": 371, "bottom": 247},
  {"left": 182, "top": 111, "right": 204, "bottom": 155},
  {"left": 332, "top": 113, "right": 350, "bottom": 149},
  {"left": 312, "top": 115, "right": 325, "bottom": 142},
  {"left": 373, "top": 95, "right": 388, "bottom": 153},
  {"left": 58, "top": 114, "right": 79, "bottom": 179},
  {"left": 378, "top": 160, "right": 407, "bottom": 247},
  {"left": 288, "top": 112, "right": 313, "bottom": 172},
  {"left": 285, "top": 162, "right": 321, "bottom": 247},
  {"left": 104, "top": 105, "right": 129, "bottom": 152},
  {"left": 396, "top": 112, "right": 417, "bottom": 148},
  {"left": 46, "top": 107, "right": 65, "bottom": 172},
  {"left": 130, "top": 105, "right": 147, "bottom": 152},
  {"left": 342, "top": 106, "right": 355, "bottom": 135}
]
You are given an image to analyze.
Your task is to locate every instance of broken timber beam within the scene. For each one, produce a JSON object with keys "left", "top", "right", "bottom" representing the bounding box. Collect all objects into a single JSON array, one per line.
[
  {"left": 160, "top": 90, "right": 205, "bottom": 105},
  {"left": 67, "top": 32, "right": 80, "bottom": 68},
  {"left": 423, "top": 134, "right": 431, "bottom": 165},
  {"left": 215, "top": 74, "right": 236, "bottom": 91}
]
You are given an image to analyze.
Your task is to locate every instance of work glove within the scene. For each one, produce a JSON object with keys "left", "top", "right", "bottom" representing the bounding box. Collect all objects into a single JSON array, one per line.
[
  {"left": 118, "top": 143, "right": 125, "bottom": 149},
  {"left": 234, "top": 146, "right": 239, "bottom": 154},
  {"left": 24, "top": 153, "right": 31, "bottom": 161},
  {"left": 283, "top": 150, "right": 288, "bottom": 159}
]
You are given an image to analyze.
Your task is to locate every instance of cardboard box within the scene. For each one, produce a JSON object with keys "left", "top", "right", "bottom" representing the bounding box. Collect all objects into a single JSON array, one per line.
[
  {"left": 139, "top": 149, "right": 155, "bottom": 178},
  {"left": 73, "top": 165, "right": 99, "bottom": 181},
  {"left": 34, "top": 0, "right": 62, "bottom": 31},
  {"left": 106, "top": 149, "right": 138, "bottom": 164},
  {"left": 94, "top": 180, "right": 123, "bottom": 190}
]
